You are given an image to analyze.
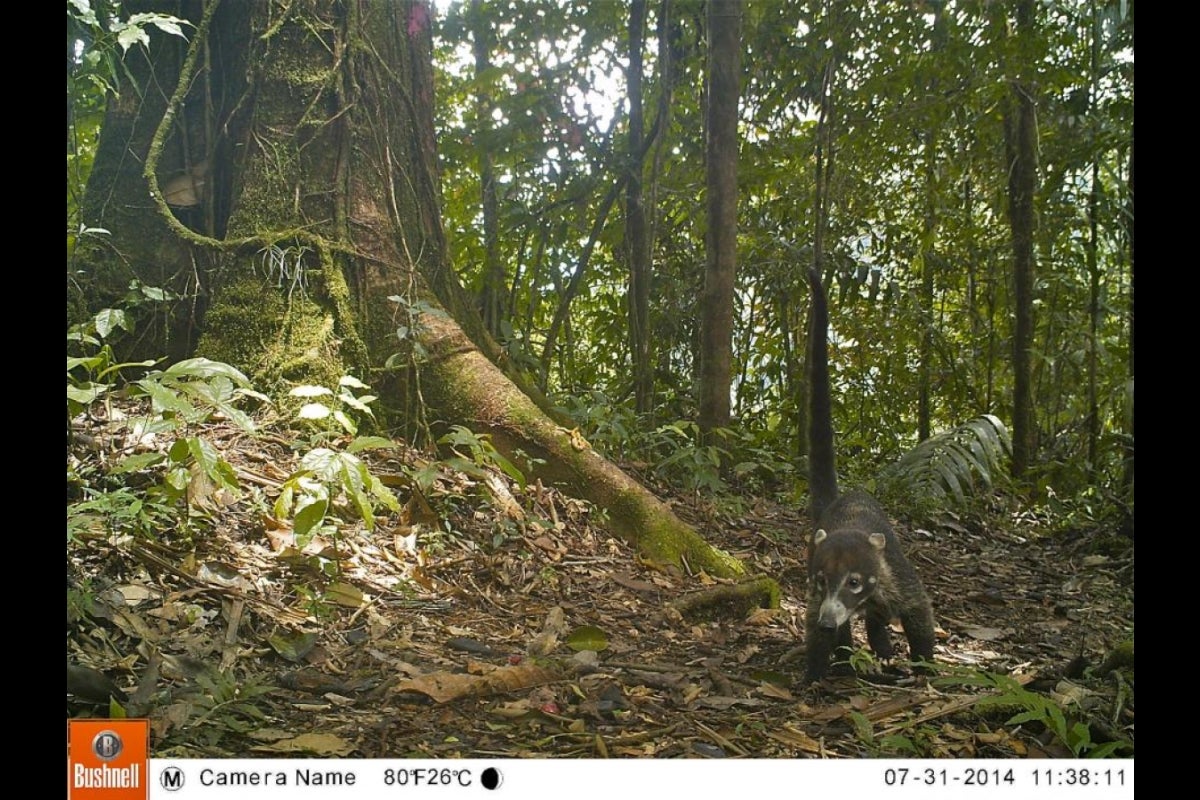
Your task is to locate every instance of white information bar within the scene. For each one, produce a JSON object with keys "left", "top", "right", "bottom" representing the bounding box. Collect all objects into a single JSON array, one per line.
[{"left": 150, "top": 759, "right": 1133, "bottom": 800}]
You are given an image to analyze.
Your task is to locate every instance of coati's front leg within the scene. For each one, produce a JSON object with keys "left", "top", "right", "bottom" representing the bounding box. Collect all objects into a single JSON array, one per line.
[
  {"left": 865, "top": 608, "right": 896, "bottom": 661},
  {"left": 804, "top": 606, "right": 854, "bottom": 682},
  {"left": 804, "top": 601, "right": 834, "bottom": 682},
  {"left": 899, "top": 606, "right": 937, "bottom": 671}
]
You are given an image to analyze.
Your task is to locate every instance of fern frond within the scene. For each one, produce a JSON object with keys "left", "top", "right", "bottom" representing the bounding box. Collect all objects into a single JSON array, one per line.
[{"left": 879, "top": 415, "right": 1011, "bottom": 505}]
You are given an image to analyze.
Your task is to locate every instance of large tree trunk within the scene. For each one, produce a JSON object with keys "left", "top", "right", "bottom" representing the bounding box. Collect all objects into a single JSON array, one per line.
[
  {"left": 74, "top": 0, "right": 742, "bottom": 578},
  {"left": 697, "top": 0, "right": 739, "bottom": 436}
]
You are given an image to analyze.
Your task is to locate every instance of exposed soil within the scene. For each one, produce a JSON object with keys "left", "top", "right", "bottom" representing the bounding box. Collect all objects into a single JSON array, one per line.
[{"left": 67, "top": 410, "right": 1134, "bottom": 758}]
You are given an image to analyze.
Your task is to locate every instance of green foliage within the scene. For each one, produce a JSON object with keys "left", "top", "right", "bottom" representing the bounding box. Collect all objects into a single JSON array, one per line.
[
  {"left": 848, "top": 710, "right": 924, "bottom": 756},
  {"left": 274, "top": 448, "right": 401, "bottom": 542},
  {"left": 190, "top": 670, "right": 276, "bottom": 734},
  {"left": 432, "top": 425, "right": 527, "bottom": 488},
  {"left": 385, "top": 295, "right": 450, "bottom": 368},
  {"left": 878, "top": 415, "right": 1012, "bottom": 507},
  {"left": 67, "top": 487, "right": 177, "bottom": 543},
  {"left": 431, "top": 0, "right": 1132, "bottom": 522},
  {"left": 934, "top": 667, "right": 1131, "bottom": 758},
  {"left": 68, "top": 308, "right": 265, "bottom": 540},
  {"left": 289, "top": 375, "right": 379, "bottom": 438}
]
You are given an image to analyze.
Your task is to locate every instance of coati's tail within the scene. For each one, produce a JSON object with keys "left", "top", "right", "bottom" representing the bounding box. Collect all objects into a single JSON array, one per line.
[{"left": 807, "top": 266, "right": 838, "bottom": 522}]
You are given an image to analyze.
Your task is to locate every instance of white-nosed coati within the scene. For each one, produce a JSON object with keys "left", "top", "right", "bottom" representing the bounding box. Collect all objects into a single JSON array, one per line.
[{"left": 804, "top": 266, "right": 936, "bottom": 683}]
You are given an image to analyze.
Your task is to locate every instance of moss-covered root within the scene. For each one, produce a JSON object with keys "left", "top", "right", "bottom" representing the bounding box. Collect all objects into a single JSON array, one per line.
[
  {"left": 418, "top": 309, "right": 745, "bottom": 579},
  {"left": 672, "top": 577, "right": 782, "bottom": 622}
]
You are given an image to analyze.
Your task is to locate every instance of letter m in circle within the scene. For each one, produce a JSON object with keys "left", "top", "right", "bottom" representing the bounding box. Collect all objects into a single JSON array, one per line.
[{"left": 160, "top": 767, "right": 185, "bottom": 791}]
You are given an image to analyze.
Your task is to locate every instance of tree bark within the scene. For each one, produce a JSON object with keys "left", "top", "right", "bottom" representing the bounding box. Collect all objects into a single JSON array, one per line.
[
  {"left": 917, "top": 5, "right": 947, "bottom": 444},
  {"left": 698, "top": 0, "right": 740, "bottom": 436},
  {"left": 472, "top": 0, "right": 505, "bottom": 340},
  {"left": 1003, "top": 0, "right": 1038, "bottom": 480},
  {"left": 626, "top": 0, "right": 653, "bottom": 415},
  {"left": 1122, "top": 132, "right": 1133, "bottom": 500},
  {"left": 74, "top": 0, "right": 743, "bottom": 578}
]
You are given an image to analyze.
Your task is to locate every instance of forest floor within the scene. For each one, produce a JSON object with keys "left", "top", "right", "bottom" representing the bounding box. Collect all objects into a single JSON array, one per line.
[{"left": 67, "top": 407, "right": 1134, "bottom": 759}]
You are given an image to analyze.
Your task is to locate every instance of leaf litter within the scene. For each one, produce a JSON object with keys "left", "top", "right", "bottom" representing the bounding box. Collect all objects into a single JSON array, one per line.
[{"left": 68, "top": 403, "right": 1133, "bottom": 758}]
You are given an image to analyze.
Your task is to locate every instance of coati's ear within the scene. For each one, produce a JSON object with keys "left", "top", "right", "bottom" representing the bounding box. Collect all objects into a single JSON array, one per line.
[
  {"left": 868, "top": 533, "right": 887, "bottom": 550},
  {"left": 813, "top": 529, "right": 828, "bottom": 545}
]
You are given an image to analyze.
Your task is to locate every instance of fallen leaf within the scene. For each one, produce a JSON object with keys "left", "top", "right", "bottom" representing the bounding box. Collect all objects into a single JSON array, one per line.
[
  {"left": 254, "top": 733, "right": 354, "bottom": 756},
  {"left": 962, "top": 625, "right": 1007, "bottom": 642}
]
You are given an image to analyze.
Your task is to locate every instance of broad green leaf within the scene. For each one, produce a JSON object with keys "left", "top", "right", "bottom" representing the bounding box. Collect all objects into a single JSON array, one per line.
[
  {"left": 67, "top": 383, "right": 107, "bottom": 404},
  {"left": 332, "top": 409, "right": 357, "bottom": 435},
  {"left": 347, "top": 436, "right": 398, "bottom": 453},
  {"left": 186, "top": 436, "right": 218, "bottom": 473},
  {"left": 299, "top": 448, "right": 343, "bottom": 482},
  {"left": 111, "top": 452, "right": 166, "bottom": 474},
  {"left": 294, "top": 497, "right": 329, "bottom": 538},
  {"left": 566, "top": 625, "right": 609, "bottom": 652},
  {"left": 115, "top": 24, "right": 150, "bottom": 53},
  {"left": 169, "top": 438, "right": 191, "bottom": 462},
  {"left": 137, "top": 380, "right": 197, "bottom": 417},
  {"left": 290, "top": 385, "right": 334, "bottom": 398},
  {"left": 93, "top": 308, "right": 127, "bottom": 339},
  {"left": 266, "top": 631, "right": 319, "bottom": 663},
  {"left": 338, "top": 375, "right": 370, "bottom": 389},
  {"left": 326, "top": 582, "right": 367, "bottom": 608},
  {"left": 340, "top": 394, "right": 376, "bottom": 416},
  {"left": 299, "top": 403, "right": 332, "bottom": 420},
  {"left": 163, "top": 358, "right": 250, "bottom": 385},
  {"left": 67, "top": 355, "right": 106, "bottom": 372}
]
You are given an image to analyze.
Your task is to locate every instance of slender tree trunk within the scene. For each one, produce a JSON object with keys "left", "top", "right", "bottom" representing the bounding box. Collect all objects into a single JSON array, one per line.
[
  {"left": 698, "top": 0, "right": 740, "bottom": 436},
  {"left": 1085, "top": 1, "right": 1101, "bottom": 476},
  {"left": 1003, "top": 0, "right": 1039, "bottom": 480},
  {"left": 626, "top": 0, "right": 653, "bottom": 414},
  {"left": 1122, "top": 133, "right": 1133, "bottom": 497},
  {"left": 539, "top": 176, "right": 625, "bottom": 387},
  {"left": 646, "top": 0, "right": 676, "bottom": 420},
  {"left": 472, "top": 0, "right": 504, "bottom": 339},
  {"left": 917, "top": 6, "right": 946, "bottom": 443},
  {"left": 917, "top": 147, "right": 936, "bottom": 443}
]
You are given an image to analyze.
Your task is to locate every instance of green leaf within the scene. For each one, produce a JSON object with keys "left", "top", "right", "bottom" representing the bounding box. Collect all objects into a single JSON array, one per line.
[
  {"left": 294, "top": 497, "right": 329, "bottom": 538},
  {"left": 163, "top": 358, "right": 251, "bottom": 386},
  {"left": 67, "top": 383, "right": 107, "bottom": 405},
  {"left": 1006, "top": 709, "right": 1046, "bottom": 726},
  {"left": 93, "top": 308, "right": 127, "bottom": 339},
  {"left": 290, "top": 385, "right": 334, "bottom": 398},
  {"left": 266, "top": 631, "right": 319, "bottom": 663},
  {"left": 115, "top": 24, "right": 150, "bottom": 53},
  {"left": 339, "top": 394, "right": 376, "bottom": 416},
  {"left": 338, "top": 375, "right": 370, "bottom": 390},
  {"left": 111, "top": 452, "right": 166, "bottom": 474},
  {"left": 299, "top": 448, "right": 342, "bottom": 482},
  {"left": 332, "top": 409, "right": 357, "bottom": 435},
  {"left": 299, "top": 403, "right": 332, "bottom": 420},
  {"left": 347, "top": 436, "right": 398, "bottom": 453},
  {"left": 168, "top": 438, "right": 191, "bottom": 462},
  {"left": 137, "top": 380, "right": 197, "bottom": 417},
  {"left": 566, "top": 625, "right": 609, "bottom": 652}
]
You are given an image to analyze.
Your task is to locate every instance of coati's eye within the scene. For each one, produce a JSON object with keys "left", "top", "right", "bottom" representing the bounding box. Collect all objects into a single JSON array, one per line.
[{"left": 847, "top": 576, "right": 863, "bottom": 591}]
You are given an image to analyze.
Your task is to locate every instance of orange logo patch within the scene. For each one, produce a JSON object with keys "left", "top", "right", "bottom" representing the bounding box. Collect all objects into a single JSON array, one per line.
[{"left": 67, "top": 719, "right": 149, "bottom": 800}]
